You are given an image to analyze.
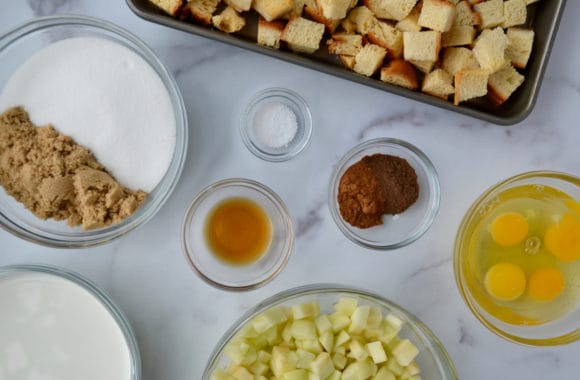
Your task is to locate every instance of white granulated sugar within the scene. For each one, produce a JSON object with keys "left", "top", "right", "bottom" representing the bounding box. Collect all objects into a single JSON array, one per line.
[
  {"left": 253, "top": 102, "right": 298, "bottom": 148},
  {"left": 0, "top": 37, "right": 176, "bottom": 192}
]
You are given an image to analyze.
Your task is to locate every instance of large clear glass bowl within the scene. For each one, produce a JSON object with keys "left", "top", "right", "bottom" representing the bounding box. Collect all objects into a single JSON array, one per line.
[
  {"left": 203, "top": 284, "right": 458, "bottom": 379},
  {"left": 0, "top": 15, "right": 187, "bottom": 247}
]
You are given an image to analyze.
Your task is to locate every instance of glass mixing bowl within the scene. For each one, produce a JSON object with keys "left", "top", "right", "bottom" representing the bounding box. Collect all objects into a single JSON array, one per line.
[
  {"left": 203, "top": 284, "right": 458, "bottom": 379},
  {"left": 0, "top": 16, "right": 187, "bottom": 247},
  {"left": 454, "top": 171, "right": 580, "bottom": 346}
]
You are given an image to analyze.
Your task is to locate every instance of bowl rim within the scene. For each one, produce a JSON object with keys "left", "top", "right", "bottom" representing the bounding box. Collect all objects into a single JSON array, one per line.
[
  {"left": 181, "top": 178, "right": 294, "bottom": 291},
  {"left": 0, "top": 264, "right": 142, "bottom": 380},
  {"left": 240, "top": 87, "right": 312, "bottom": 162},
  {"left": 453, "top": 170, "right": 580, "bottom": 346},
  {"left": 329, "top": 138, "right": 441, "bottom": 250},
  {"left": 202, "top": 283, "right": 459, "bottom": 379},
  {"left": 0, "top": 15, "right": 188, "bottom": 248}
]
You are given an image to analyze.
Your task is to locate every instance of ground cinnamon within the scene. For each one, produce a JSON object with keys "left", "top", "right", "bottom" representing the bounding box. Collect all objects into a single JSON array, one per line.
[{"left": 338, "top": 153, "right": 419, "bottom": 228}]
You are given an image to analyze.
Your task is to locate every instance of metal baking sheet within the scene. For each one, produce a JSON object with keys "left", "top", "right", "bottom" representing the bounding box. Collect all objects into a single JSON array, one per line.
[{"left": 126, "top": 0, "right": 566, "bottom": 125}]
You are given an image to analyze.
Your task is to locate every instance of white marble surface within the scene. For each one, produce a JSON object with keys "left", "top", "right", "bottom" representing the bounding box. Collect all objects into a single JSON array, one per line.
[{"left": 1, "top": 1, "right": 579, "bottom": 379}]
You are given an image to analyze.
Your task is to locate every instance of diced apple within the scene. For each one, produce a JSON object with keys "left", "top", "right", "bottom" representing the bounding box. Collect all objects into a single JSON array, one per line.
[
  {"left": 224, "top": 341, "right": 251, "bottom": 364},
  {"left": 332, "top": 352, "right": 347, "bottom": 370},
  {"left": 310, "top": 352, "right": 334, "bottom": 379},
  {"left": 282, "top": 321, "right": 294, "bottom": 342},
  {"left": 319, "top": 330, "right": 334, "bottom": 353},
  {"left": 379, "top": 323, "right": 398, "bottom": 345},
  {"left": 232, "top": 366, "right": 253, "bottom": 380},
  {"left": 342, "top": 359, "right": 376, "bottom": 380},
  {"left": 334, "top": 345, "right": 346, "bottom": 355},
  {"left": 386, "top": 357, "right": 403, "bottom": 376},
  {"left": 249, "top": 361, "right": 269, "bottom": 375},
  {"left": 210, "top": 369, "right": 234, "bottom": 380},
  {"left": 292, "top": 302, "right": 321, "bottom": 320},
  {"left": 335, "top": 330, "right": 351, "bottom": 347},
  {"left": 406, "top": 376, "right": 421, "bottom": 380},
  {"left": 271, "top": 346, "right": 297, "bottom": 377},
  {"left": 392, "top": 339, "right": 419, "bottom": 367},
  {"left": 385, "top": 314, "right": 403, "bottom": 333},
  {"left": 239, "top": 346, "right": 257, "bottom": 366},
  {"left": 403, "top": 361, "right": 421, "bottom": 376},
  {"left": 257, "top": 350, "right": 271, "bottom": 364},
  {"left": 283, "top": 369, "right": 309, "bottom": 380},
  {"left": 291, "top": 320, "right": 318, "bottom": 340},
  {"left": 349, "top": 306, "right": 370, "bottom": 335},
  {"left": 296, "top": 349, "right": 316, "bottom": 369},
  {"left": 334, "top": 297, "right": 358, "bottom": 315},
  {"left": 373, "top": 367, "right": 396, "bottom": 380},
  {"left": 367, "top": 307, "right": 383, "bottom": 329},
  {"left": 366, "top": 341, "right": 387, "bottom": 364},
  {"left": 252, "top": 307, "right": 288, "bottom": 333},
  {"left": 315, "top": 315, "right": 333, "bottom": 334},
  {"left": 309, "top": 373, "right": 321, "bottom": 380},
  {"left": 298, "top": 339, "right": 323, "bottom": 354},
  {"left": 328, "top": 370, "right": 342, "bottom": 380},
  {"left": 329, "top": 313, "right": 351, "bottom": 333},
  {"left": 386, "top": 336, "right": 401, "bottom": 351},
  {"left": 348, "top": 340, "right": 368, "bottom": 361}
]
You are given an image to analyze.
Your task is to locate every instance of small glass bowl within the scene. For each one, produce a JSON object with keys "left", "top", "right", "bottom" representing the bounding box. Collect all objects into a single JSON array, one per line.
[
  {"left": 454, "top": 171, "right": 580, "bottom": 346},
  {"left": 0, "top": 264, "right": 141, "bottom": 380},
  {"left": 182, "top": 178, "right": 293, "bottom": 291},
  {"left": 329, "top": 138, "right": 440, "bottom": 250},
  {"left": 203, "top": 284, "right": 458, "bottom": 379},
  {"left": 0, "top": 16, "right": 187, "bottom": 248},
  {"left": 240, "top": 88, "right": 312, "bottom": 162}
]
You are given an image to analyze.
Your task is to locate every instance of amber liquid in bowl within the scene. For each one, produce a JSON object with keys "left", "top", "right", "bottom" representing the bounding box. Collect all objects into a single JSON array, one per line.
[{"left": 205, "top": 197, "right": 272, "bottom": 265}]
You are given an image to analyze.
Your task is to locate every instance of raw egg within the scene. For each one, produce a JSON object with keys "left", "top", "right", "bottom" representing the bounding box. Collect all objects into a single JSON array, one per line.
[
  {"left": 527, "top": 267, "right": 565, "bottom": 302},
  {"left": 484, "top": 262, "right": 526, "bottom": 301},
  {"left": 544, "top": 213, "right": 580, "bottom": 262},
  {"left": 490, "top": 212, "right": 529, "bottom": 247}
]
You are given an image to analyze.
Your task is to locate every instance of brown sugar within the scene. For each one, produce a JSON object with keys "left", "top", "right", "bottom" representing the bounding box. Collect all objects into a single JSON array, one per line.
[
  {"left": 338, "top": 153, "right": 419, "bottom": 228},
  {"left": 0, "top": 107, "right": 146, "bottom": 230}
]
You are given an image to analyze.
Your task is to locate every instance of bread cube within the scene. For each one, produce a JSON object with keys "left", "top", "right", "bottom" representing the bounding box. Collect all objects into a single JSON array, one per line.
[
  {"left": 183, "top": 0, "right": 220, "bottom": 25},
  {"left": 453, "top": 1, "right": 480, "bottom": 26},
  {"left": 224, "top": 0, "right": 252, "bottom": 12},
  {"left": 380, "top": 0, "right": 419, "bottom": 21},
  {"left": 442, "top": 47, "right": 479, "bottom": 76},
  {"left": 403, "top": 31, "right": 441, "bottom": 61},
  {"left": 364, "top": 0, "right": 394, "bottom": 20},
  {"left": 473, "top": 27, "right": 507, "bottom": 73},
  {"left": 505, "top": 27, "right": 534, "bottom": 69},
  {"left": 354, "top": 44, "right": 387, "bottom": 76},
  {"left": 442, "top": 25, "right": 476, "bottom": 47},
  {"left": 327, "top": 33, "right": 363, "bottom": 56},
  {"left": 340, "top": 55, "right": 356, "bottom": 70},
  {"left": 317, "top": 0, "right": 354, "bottom": 20},
  {"left": 367, "top": 21, "right": 404, "bottom": 58},
  {"left": 253, "top": 0, "right": 294, "bottom": 21},
  {"left": 212, "top": 6, "right": 246, "bottom": 33},
  {"left": 422, "top": 69, "right": 455, "bottom": 99},
  {"left": 281, "top": 17, "right": 325, "bottom": 53},
  {"left": 418, "top": 0, "right": 456, "bottom": 32},
  {"left": 410, "top": 59, "right": 436, "bottom": 74},
  {"left": 304, "top": 4, "right": 342, "bottom": 33},
  {"left": 502, "top": 0, "right": 527, "bottom": 28},
  {"left": 380, "top": 59, "right": 418, "bottom": 90},
  {"left": 257, "top": 19, "right": 285, "bottom": 49},
  {"left": 149, "top": 0, "right": 182, "bottom": 16},
  {"left": 454, "top": 69, "right": 489, "bottom": 105},
  {"left": 396, "top": 7, "right": 422, "bottom": 31},
  {"left": 474, "top": 0, "right": 504, "bottom": 29},
  {"left": 344, "top": 6, "right": 377, "bottom": 35},
  {"left": 488, "top": 64, "right": 525, "bottom": 105}
]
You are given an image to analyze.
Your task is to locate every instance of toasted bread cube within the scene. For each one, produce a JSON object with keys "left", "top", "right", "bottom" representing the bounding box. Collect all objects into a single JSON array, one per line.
[
  {"left": 503, "top": 0, "right": 527, "bottom": 28},
  {"left": 505, "top": 27, "right": 534, "bottom": 69},
  {"left": 403, "top": 31, "right": 441, "bottom": 61},
  {"left": 253, "top": 0, "right": 294, "bottom": 21},
  {"left": 149, "top": 0, "right": 183, "bottom": 16},
  {"left": 212, "top": 6, "right": 246, "bottom": 33},
  {"left": 364, "top": 0, "right": 394, "bottom": 20},
  {"left": 224, "top": 0, "right": 251, "bottom": 12},
  {"left": 487, "top": 64, "right": 524, "bottom": 105},
  {"left": 454, "top": 69, "right": 489, "bottom": 105},
  {"left": 442, "top": 47, "right": 479, "bottom": 76},
  {"left": 327, "top": 33, "right": 363, "bottom": 56},
  {"left": 442, "top": 25, "right": 476, "bottom": 47},
  {"left": 422, "top": 68, "right": 455, "bottom": 99},
  {"left": 281, "top": 17, "right": 325, "bottom": 53},
  {"left": 367, "top": 21, "right": 404, "bottom": 58},
  {"left": 304, "top": 4, "right": 342, "bottom": 33},
  {"left": 380, "top": 59, "right": 418, "bottom": 90},
  {"left": 418, "top": 0, "right": 456, "bottom": 32},
  {"left": 317, "top": 0, "right": 354, "bottom": 20},
  {"left": 473, "top": 27, "right": 507, "bottom": 73},
  {"left": 380, "top": 0, "right": 419, "bottom": 21},
  {"left": 257, "top": 19, "right": 285, "bottom": 48},
  {"left": 410, "top": 59, "right": 436, "bottom": 73},
  {"left": 524, "top": 0, "right": 540, "bottom": 4},
  {"left": 453, "top": 1, "right": 480, "bottom": 26},
  {"left": 183, "top": 0, "right": 220, "bottom": 25},
  {"left": 396, "top": 7, "right": 422, "bottom": 31},
  {"left": 474, "top": 0, "right": 504, "bottom": 29},
  {"left": 344, "top": 6, "right": 377, "bottom": 35},
  {"left": 340, "top": 55, "right": 357, "bottom": 70},
  {"left": 354, "top": 44, "right": 387, "bottom": 76}
]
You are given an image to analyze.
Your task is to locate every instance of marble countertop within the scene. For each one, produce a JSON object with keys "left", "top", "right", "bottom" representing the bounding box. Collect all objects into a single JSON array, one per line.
[{"left": 1, "top": 0, "right": 579, "bottom": 379}]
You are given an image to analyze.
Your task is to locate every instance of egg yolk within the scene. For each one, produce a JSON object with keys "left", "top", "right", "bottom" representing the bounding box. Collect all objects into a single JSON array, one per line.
[
  {"left": 490, "top": 212, "right": 529, "bottom": 247},
  {"left": 544, "top": 213, "right": 580, "bottom": 262},
  {"left": 484, "top": 262, "right": 527, "bottom": 301},
  {"left": 527, "top": 267, "right": 565, "bottom": 302}
]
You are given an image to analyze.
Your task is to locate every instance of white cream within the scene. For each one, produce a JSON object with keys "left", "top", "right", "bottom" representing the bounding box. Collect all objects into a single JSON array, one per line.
[{"left": 0, "top": 271, "right": 133, "bottom": 380}]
